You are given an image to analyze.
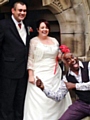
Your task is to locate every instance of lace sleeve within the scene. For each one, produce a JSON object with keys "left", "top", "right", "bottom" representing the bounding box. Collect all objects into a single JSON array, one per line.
[
  {"left": 52, "top": 37, "right": 61, "bottom": 55},
  {"left": 27, "top": 38, "right": 37, "bottom": 70}
]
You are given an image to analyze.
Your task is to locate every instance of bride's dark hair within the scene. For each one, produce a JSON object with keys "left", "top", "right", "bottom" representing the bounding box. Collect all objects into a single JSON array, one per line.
[{"left": 36, "top": 19, "right": 50, "bottom": 31}]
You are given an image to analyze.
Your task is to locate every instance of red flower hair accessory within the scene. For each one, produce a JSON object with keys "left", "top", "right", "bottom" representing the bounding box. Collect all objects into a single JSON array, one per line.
[{"left": 60, "top": 45, "right": 70, "bottom": 53}]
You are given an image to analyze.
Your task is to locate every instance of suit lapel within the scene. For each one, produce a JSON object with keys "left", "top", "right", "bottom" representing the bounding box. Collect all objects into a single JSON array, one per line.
[
  {"left": 8, "top": 18, "right": 28, "bottom": 46},
  {"left": 24, "top": 22, "right": 29, "bottom": 46}
]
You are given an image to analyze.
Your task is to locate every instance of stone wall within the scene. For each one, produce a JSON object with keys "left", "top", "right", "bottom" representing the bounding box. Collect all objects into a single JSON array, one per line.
[{"left": 43, "top": 0, "right": 90, "bottom": 61}]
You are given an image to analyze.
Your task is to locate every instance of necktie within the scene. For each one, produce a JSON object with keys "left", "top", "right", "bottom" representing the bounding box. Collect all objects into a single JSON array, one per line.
[{"left": 18, "top": 23, "right": 21, "bottom": 29}]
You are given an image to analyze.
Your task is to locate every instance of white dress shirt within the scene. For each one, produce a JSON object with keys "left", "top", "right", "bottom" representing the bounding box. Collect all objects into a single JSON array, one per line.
[
  {"left": 43, "top": 61, "right": 90, "bottom": 101},
  {"left": 76, "top": 61, "right": 90, "bottom": 90},
  {"left": 11, "top": 15, "right": 27, "bottom": 45}
]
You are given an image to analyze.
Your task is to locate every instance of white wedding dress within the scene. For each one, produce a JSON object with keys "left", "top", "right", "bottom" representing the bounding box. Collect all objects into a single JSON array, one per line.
[{"left": 23, "top": 37, "right": 72, "bottom": 120}]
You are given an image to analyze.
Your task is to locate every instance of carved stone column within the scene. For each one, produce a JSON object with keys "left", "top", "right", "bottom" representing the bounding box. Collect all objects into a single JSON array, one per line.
[
  {"left": 82, "top": 0, "right": 90, "bottom": 60},
  {"left": 0, "top": 0, "right": 9, "bottom": 6},
  {"left": 42, "top": 0, "right": 71, "bottom": 13}
]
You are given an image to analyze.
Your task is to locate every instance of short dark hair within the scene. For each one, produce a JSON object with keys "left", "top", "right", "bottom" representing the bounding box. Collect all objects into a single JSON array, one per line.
[
  {"left": 12, "top": 1, "right": 27, "bottom": 9},
  {"left": 36, "top": 19, "right": 50, "bottom": 30}
]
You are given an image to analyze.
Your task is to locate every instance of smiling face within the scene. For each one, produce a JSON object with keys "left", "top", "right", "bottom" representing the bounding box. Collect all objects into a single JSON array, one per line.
[
  {"left": 37, "top": 22, "right": 49, "bottom": 38},
  {"left": 11, "top": 3, "right": 27, "bottom": 22},
  {"left": 36, "top": 19, "right": 50, "bottom": 39},
  {"left": 63, "top": 53, "right": 79, "bottom": 72}
]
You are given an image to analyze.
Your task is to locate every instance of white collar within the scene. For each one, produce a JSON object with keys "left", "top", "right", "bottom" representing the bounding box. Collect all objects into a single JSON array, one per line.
[
  {"left": 11, "top": 15, "right": 23, "bottom": 25},
  {"left": 68, "top": 61, "right": 84, "bottom": 75}
]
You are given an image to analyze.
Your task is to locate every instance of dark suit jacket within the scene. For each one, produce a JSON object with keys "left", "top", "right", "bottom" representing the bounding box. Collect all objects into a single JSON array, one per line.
[{"left": 0, "top": 18, "right": 30, "bottom": 79}]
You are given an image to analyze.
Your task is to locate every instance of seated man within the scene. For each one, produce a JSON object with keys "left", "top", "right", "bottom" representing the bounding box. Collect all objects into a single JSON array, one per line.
[{"left": 36, "top": 52, "right": 90, "bottom": 120}]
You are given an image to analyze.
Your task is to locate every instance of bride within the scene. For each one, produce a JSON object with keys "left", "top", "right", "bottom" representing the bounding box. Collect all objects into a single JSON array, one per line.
[{"left": 23, "top": 19, "right": 72, "bottom": 120}]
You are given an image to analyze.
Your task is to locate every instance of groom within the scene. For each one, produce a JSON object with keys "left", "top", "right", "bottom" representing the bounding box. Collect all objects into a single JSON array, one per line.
[
  {"left": 36, "top": 52, "right": 90, "bottom": 120},
  {"left": 0, "top": 1, "right": 31, "bottom": 120}
]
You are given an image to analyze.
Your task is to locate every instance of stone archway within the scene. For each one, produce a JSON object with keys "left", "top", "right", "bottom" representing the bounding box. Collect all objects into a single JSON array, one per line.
[
  {"left": 42, "top": 0, "right": 90, "bottom": 60},
  {"left": 0, "top": 0, "right": 8, "bottom": 5},
  {"left": 0, "top": 0, "right": 90, "bottom": 60}
]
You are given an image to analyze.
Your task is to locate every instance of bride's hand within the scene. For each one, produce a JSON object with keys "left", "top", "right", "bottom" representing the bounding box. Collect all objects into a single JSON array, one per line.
[
  {"left": 28, "top": 76, "right": 35, "bottom": 84},
  {"left": 58, "top": 53, "right": 62, "bottom": 61}
]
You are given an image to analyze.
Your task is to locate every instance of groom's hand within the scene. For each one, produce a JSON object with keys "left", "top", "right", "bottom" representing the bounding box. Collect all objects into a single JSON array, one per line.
[{"left": 36, "top": 76, "right": 44, "bottom": 90}]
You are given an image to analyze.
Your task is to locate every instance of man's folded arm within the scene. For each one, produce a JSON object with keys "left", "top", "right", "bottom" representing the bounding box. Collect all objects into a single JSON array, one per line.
[{"left": 43, "top": 81, "right": 68, "bottom": 102}]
